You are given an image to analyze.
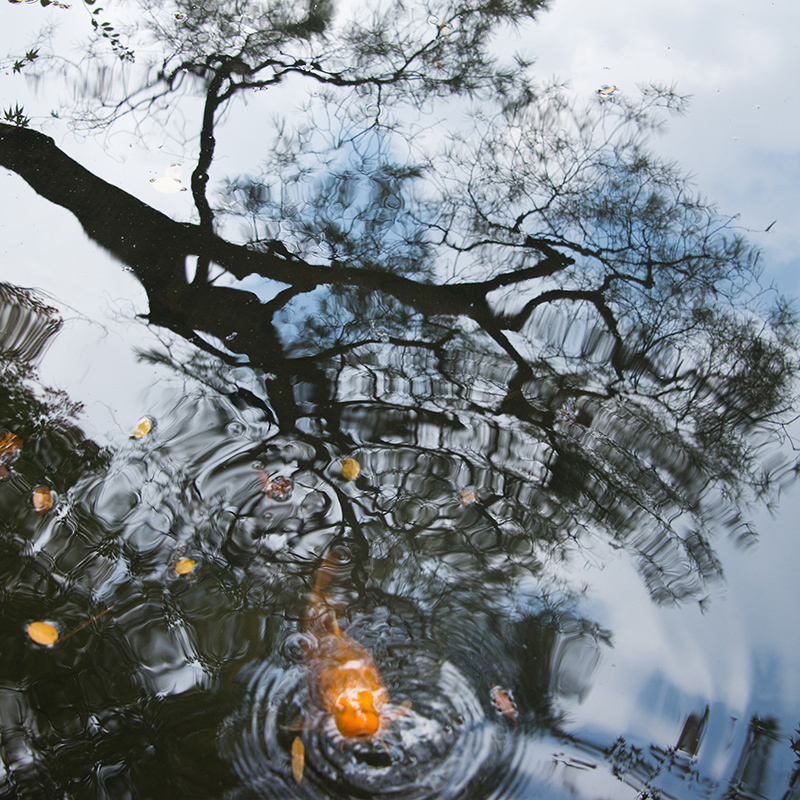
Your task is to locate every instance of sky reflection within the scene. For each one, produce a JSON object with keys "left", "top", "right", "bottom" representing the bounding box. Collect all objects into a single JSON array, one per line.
[
  {"left": 527, "top": 0, "right": 800, "bottom": 295},
  {"left": 2, "top": 1, "right": 800, "bottom": 797}
]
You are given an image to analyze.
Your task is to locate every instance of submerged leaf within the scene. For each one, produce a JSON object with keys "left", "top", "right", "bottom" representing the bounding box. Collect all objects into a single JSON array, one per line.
[
  {"left": 32, "top": 486, "right": 54, "bottom": 514},
  {"left": 130, "top": 416, "right": 153, "bottom": 439},
  {"left": 174, "top": 558, "right": 196, "bottom": 575},
  {"left": 0, "top": 431, "right": 22, "bottom": 463},
  {"left": 27, "top": 621, "right": 59, "bottom": 646},
  {"left": 291, "top": 736, "right": 305, "bottom": 784},
  {"left": 256, "top": 468, "right": 293, "bottom": 501},
  {"left": 460, "top": 486, "right": 478, "bottom": 506},
  {"left": 340, "top": 457, "right": 361, "bottom": 481},
  {"left": 491, "top": 685, "right": 518, "bottom": 722}
]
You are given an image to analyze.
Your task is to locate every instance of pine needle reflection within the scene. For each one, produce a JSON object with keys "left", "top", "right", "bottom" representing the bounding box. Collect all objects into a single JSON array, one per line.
[{"left": 2, "top": 0, "right": 800, "bottom": 795}]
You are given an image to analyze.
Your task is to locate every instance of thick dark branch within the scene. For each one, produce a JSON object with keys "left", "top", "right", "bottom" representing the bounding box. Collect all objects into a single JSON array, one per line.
[
  {"left": 0, "top": 122, "right": 629, "bottom": 386},
  {"left": 0, "top": 124, "right": 486, "bottom": 318},
  {"left": 192, "top": 67, "right": 230, "bottom": 283}
]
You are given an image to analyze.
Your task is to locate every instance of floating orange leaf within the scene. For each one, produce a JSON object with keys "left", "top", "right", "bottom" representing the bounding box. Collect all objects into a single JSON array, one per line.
[
  {"left": 175, "top": 558, "right": 196, "bottom": 575},
  {"left": 32, "top": 486, "right": 54, "bottom": 514},
  {"left": 460, "top": 486, "right": 478, "bottom": 506},
  {"left": 0, "top": 430, "right": 22, "bottom": 458},
  {"left": 291, "top": 736, "right": 305, "bottom": 784},
  {"left": 491, "top": 685, "right": 518, "bottom": 722},
  {"left": 340, "top": 457, "right": 361, "bottom": 481},
  {"left": 130, "top": 416, "right": 153, "bottom": 439},
  {"left": 27, "top": 621, "right": 59, "bottom": 646},
  {"left": 256, "top": 468, "right": 293, "bottom": 501}
]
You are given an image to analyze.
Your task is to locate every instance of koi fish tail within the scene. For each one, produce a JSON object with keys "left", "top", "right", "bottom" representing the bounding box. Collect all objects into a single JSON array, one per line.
[
  {"left": 306, "top": 550, "right": 342, "bottom": 635},
  {"left": 312, "top": 550, "right": 339, "bottom": 600}
]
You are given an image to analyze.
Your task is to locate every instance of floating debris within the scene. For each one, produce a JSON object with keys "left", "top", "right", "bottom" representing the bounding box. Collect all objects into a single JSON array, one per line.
[
  {"left": 58, "top": 607, "right": 115, "bottom": 643},
  {"left": 150, "top": 164, "right": 187, "bottom": 193},
  {"left": 460, "top": 486, "right": 479, "bottom": 506},
  {"left": 32, "top": 486, "right": 54, "bottom": 514},
  {"left": 174, "top": 558, "right": 196, "bottom": 576},
  {"left": 130, "top": 416, "right": 153, "bottom": 439},
  {"left": 597, "top": 84, "right": 617, "bottom": 96},
  {"left": 340, "top": 457, "right": 361, "bottom": 481},
  {"left": 256, "top": 468, "right": 293, "bottom": 501},
  {"left": 0, "top": 431, "right": 22, "bottom": 481},
  {"left": 491, "top": 685, "right": 519, "bottom": 722},
  {"left": 291, "top": 736, "right": 305, "bottom": 784},
  {"left": 0, "top": 430, "right": 22, "bottom": 459},
  {"left": 27, "top": 621, "right": 59, "bottom": 646}
]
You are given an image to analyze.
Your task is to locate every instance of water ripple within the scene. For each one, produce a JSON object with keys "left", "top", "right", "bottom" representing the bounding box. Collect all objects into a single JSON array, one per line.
[{"left": 222, "top": 643, "right": 513, "bottom": 799}]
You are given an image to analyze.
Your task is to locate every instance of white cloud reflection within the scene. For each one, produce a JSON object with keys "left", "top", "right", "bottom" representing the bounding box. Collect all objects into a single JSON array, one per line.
[{"left": 523, "top": 0, "right": 800, "bottom": 294}]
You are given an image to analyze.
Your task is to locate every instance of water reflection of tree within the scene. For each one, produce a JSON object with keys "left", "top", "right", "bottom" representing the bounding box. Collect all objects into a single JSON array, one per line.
[
  {"left": 3, "top": 69, "right": 796, "bottom": 604},
  {"left": 2, "top": 0, "right": 800, "bottom": 795},
  {"left": 0, "top": 283, "right": 108, "bottom": 504}
]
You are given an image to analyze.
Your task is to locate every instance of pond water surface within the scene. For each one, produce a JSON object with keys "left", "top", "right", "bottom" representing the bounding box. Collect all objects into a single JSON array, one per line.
[{"left": 1, "top": 1, "right": 800, "bottom": 798}]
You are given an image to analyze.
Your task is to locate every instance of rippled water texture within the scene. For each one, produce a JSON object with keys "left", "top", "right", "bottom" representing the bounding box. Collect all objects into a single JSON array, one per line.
[{"left": 2, "top": 1, "right": 800, "bottom": 798}]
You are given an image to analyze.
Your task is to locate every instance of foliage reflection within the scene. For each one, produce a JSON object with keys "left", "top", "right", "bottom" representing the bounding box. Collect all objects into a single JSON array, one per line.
[{"left": 1, "top": 0, "right": 799, "bottom": 796}]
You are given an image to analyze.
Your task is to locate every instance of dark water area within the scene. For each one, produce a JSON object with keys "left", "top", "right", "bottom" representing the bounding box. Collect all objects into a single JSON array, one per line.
[{"left": 2, "top": 1, "right": 800, "bottom": 798}]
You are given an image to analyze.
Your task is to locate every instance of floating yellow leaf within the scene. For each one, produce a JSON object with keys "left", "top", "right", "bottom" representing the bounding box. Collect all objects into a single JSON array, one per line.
[
  {"left": 0, "top": 430, "right": 22, "bottom": 461},
  {"left": 130, "top": 416, "right": 153, "bottom": 439},
  {"left": 597, "top": 84, "right": 617, "bottom": 96},
  {"left": 340, "top": 457, "right": 361, "bottom": 481},
  {"left": 32, "top": 486, "right": 54, "bottom": 514},
  {"left": 175, "top": 558, "right": 196, "bottom": 575},
  {"left": 0, "top": 431, "right": 22, "bottom": 480},
  {"left": 491, "top": 685, "right": 519, "bottom": 722},
  {"left": 291, "top": 736, "right": 305, "bottom": 784},
  {"left": 27, "top": 621, "right": 59, "bottom": 646}
]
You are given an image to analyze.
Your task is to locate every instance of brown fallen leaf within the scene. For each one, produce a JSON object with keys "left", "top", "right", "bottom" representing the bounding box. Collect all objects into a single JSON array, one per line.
[
  {"left": 27, "top": 621, "right": 59, "bottom": 646},
  {"left": 340, "top": 457, "right": 361, "bottom": 481},
  {"left": 32, "top": 486, "right": 54, "bottom": 514},
  {"left": 491, "top": 685, "right": 519, "bottom": 723},
  {"left": 256, "top": 468, "right": 293, "bottom": 501},
  {"left": 130, "top": 416, "right": 153, "bottom": 439},
  {"left": 460, "top": 486, "right": 478, "bottom": 506},
  {"left": 291, "top": 736, "right": 305, "bottom": 784}
]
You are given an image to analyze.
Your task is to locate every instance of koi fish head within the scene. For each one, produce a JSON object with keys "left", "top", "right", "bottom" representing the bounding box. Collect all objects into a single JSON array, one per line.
[{"left": 333, "top": 689, "right": 381, "bottom": 738}]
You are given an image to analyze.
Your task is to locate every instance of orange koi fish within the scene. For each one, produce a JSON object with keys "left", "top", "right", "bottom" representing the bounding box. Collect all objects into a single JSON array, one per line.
[{"left": 304, "top": 552, "right": 408, "bottom": 742}]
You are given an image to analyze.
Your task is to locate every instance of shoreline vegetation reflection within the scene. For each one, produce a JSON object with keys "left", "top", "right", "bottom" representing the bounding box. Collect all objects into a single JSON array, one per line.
[{"left": 2, "top": 0, "right": 800, "bottom": 797}]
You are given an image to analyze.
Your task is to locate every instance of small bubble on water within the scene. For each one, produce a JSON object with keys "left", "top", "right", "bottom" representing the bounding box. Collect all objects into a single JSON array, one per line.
[{"left": 226, "top": 421, "right": 245, "bottom": 437}]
